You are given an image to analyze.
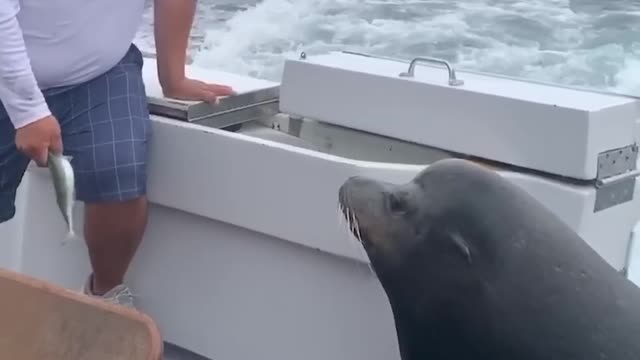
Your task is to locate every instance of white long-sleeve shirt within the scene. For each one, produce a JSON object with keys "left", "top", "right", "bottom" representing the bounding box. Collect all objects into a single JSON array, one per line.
[{"left": 0, "top": 0, "right": 146, "bottom": 129}]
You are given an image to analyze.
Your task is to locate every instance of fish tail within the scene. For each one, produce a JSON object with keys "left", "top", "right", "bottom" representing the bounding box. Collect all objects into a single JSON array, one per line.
[{"left": 61, "top": 228, "right": 77, "bottom": 246}]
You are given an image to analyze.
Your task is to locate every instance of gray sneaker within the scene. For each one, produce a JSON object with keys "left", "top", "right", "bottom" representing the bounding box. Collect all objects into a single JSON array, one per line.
[{"left": 81, "top": 274, "right": 136, "bottom": 308}]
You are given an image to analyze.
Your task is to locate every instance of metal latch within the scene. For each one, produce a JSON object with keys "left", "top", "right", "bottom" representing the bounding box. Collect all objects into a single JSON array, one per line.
[{"left": 594, "top": 144, "right": 640, "bottom": 212}]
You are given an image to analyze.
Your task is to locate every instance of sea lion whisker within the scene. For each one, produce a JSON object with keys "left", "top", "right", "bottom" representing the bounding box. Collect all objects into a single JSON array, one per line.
[
  {"left": 347, "top": 208, "right": 359, "bottom": 243},
  {"left": 341, "top": 206, "right": 362, "bottom": 246},
  {"left": 353, "top": 216, "right": 363, "bottom": 244},
  {"left": 337, "top": 196, "right": 377, "bottom": 278},
  {"left": 343, "top": 207, "right": 352, "bottom": 233},
  {"left": 365, "top": 260, "right": 376, "bottom": 277}
]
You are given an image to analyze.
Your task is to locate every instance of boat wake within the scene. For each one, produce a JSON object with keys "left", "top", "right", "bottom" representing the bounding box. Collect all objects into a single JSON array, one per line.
[{"left": 134, "top": 0, "right": 640, "bottom": 96}]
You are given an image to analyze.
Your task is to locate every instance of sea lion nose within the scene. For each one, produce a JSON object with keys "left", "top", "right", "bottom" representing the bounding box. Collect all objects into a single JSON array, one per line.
[
  {"left": 341, "top": 176, "right": 367, "bottom": 194},
  {"left": 344, "top": 175, "right": 375, "bottom": 188},
  {"left": 345, "top": 175, "right": 366, "bottom": 183}
]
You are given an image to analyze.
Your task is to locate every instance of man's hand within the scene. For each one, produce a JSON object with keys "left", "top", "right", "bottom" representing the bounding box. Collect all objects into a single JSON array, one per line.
[
  {"left": 162, "top": 77, "right": 236, "bottom": 104},
  {"left": 153, "top": 0, "right": 236, "bottom": 104},
  {"left": 15, "top": 115, "right": 63, "bottom": 167}
]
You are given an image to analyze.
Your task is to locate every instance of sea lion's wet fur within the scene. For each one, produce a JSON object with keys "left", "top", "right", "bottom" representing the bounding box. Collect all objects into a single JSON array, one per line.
[{"left": 338, "top": 158, "right": 640, "bottom": 360}]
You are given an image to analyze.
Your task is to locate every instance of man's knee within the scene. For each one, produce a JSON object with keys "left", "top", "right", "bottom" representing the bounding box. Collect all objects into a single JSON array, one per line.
[
  {"left": 0, "top": 206, "right": 16, "bottom": 224},
  {"left": 0, "top": 178, "right": 26, "bottom": 223},
  {"left": 0, "top": 150, "right": 31, "bottom": 224},
  {"left": 0, "top": 171, "right": 20, "bottom": 224}
]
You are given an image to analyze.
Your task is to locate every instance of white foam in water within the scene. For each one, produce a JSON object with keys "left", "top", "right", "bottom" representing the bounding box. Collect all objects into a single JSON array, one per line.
[{"left": 132, "top": 0, "right": 640, "bottom": 96}]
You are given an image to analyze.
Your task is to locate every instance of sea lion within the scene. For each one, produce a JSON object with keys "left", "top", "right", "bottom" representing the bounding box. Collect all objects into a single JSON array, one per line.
[{"left": 337, "top": 158, "right": 640, "bottom": 360}]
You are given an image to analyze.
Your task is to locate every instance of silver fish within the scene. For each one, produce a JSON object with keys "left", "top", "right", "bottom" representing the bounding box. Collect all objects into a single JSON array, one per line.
[{"left": 47, "top": 151, "right": 76, "bottom": 240}]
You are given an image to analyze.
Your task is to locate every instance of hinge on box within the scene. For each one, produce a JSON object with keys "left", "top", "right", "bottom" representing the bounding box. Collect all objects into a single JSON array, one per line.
[{"left": 594, "top": 144, "right": 640, "bottom": 212}]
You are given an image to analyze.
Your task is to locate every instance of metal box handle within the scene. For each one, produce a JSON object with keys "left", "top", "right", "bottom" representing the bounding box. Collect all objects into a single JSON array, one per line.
[{"left": 399, "top": 57, "right": 464, "bottom": 87}]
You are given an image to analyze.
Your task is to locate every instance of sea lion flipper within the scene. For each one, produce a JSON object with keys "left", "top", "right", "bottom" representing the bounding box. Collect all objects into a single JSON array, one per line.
[{"left": 449, "top": 232, "right": 472, "bottom": 264}]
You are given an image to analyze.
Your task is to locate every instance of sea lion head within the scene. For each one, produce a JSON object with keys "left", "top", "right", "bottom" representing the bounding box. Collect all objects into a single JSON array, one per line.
[{"left": 338, "top": 158, "right": 519, "bottom": 302}]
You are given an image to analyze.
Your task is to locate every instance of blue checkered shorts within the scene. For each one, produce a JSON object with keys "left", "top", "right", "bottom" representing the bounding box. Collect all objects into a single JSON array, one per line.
[{"left": 0, "top": 44, "right": 152, "bottom": 223}]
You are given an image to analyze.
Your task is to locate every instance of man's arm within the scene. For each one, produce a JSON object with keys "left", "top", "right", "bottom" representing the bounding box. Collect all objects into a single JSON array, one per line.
[
  {"left": 0, "top": 0, "right": 51, "bottom": 129},
  {"left": 153, "top": 0, "right": 235, "bottom": 102},
  {"left": 153, "top": 0, "right": 194, "bottom": 93},
  {"left": 0, "top": 0, "right": 62, "bottom": 165}
]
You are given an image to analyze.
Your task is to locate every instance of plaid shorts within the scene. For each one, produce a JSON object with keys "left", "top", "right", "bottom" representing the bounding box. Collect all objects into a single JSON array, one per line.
[{"left": 0, "top": 44, "right": 152, "bottom": 223}]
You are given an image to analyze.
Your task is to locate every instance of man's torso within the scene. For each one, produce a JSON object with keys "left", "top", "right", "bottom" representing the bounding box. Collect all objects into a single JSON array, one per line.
[{"left": 16, "top": 0, "right": 147, "bottom": 89}]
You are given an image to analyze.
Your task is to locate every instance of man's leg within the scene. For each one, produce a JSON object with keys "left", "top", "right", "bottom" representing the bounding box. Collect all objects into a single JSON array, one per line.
[
  {"left": 84, "top": 197, "right": 148, "bottom": 295},
  {"left": 61, "top": 44, "right": 152, "bottom": 307}
]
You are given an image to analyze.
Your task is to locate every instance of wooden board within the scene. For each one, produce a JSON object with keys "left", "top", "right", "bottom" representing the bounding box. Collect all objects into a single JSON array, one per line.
[{"left": 0, "top": 267, "right": 162, "bottom": 360}]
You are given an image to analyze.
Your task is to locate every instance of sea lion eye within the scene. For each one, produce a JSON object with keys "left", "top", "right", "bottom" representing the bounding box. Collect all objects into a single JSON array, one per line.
[{"left": 388, "top": 192, "right": 406, "bottom": 214}]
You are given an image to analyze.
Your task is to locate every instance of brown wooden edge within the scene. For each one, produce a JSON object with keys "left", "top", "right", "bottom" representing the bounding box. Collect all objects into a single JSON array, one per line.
[{"left": 0, "top": 266, "right": 164, "bottom": 360}]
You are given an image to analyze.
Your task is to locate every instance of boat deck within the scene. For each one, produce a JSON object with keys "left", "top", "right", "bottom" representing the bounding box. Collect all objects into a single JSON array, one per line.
[{"left": 165, "top": 343, "right": 210, "bottom": 360}]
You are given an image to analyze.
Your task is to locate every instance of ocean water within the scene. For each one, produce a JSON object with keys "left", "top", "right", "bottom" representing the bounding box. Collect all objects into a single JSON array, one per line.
[{"left": 136, "top": 0, "right": 640, "bottom": 95}]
